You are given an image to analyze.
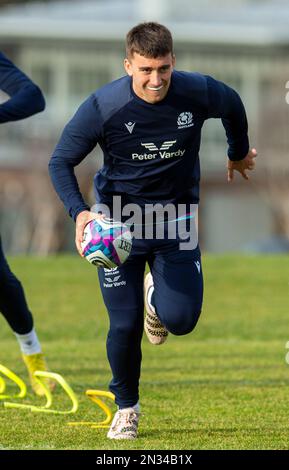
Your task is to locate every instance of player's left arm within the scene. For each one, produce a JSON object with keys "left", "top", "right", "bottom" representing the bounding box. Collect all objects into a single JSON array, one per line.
[
  {"left": 0, "top": 52, "right": 45, "bottom": 123},
  {"left": 206, "top": 75, "right": 257, "bottom": 182}
]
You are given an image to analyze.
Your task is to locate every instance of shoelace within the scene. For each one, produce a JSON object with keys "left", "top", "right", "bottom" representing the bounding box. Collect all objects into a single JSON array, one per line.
[{"left": 113, "top": 410, "right": 139, "bottom": 430}]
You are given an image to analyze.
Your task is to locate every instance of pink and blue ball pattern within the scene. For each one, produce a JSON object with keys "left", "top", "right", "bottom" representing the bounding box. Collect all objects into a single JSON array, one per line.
[{"left": 82, "top": 220, "right": 124, "bottom": 266}]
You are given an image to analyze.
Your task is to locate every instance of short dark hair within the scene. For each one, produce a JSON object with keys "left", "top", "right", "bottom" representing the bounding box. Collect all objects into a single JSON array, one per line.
[{"left": 126, "top": 22, "right": 173, "bottom": 59}]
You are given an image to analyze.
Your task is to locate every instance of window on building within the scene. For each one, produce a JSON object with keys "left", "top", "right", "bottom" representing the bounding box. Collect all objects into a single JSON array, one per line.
[
  {"left": 69, "top": 67, "right": 109, "bottom": 107},
  {"left": 30, "top": 64, "right": 52, "bottom": 97}
]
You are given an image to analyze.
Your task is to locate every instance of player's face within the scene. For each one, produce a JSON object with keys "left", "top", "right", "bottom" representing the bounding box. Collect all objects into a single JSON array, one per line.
[{"left": 124, "top": 53, "right": 175, "bottom": 104}]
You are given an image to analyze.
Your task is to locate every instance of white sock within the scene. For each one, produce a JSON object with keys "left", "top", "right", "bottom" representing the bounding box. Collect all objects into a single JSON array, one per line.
[
  {"left": 14, "top": 328, "right": 42, "bottom": 355},
  {"left": 132, "top": 402, "right": 140, "bottom": 413},
  {"left": 119, "top": 402, "right": 140, "bottom": 413}
]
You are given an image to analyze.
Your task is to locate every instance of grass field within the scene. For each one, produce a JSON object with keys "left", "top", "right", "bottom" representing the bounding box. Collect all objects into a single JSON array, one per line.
[{"left": 0, "top": 254, "right": 289, "bottom": 450}]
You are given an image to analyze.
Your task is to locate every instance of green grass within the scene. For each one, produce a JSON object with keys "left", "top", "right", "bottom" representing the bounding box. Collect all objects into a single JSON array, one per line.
[{"left": 1, "top": 254, "right": 289, "bottom": 450}]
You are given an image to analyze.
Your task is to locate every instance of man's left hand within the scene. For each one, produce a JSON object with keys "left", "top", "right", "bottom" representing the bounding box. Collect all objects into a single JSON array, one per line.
[{"left": 227, "top": 148, "right": 257, "bottom": 182}]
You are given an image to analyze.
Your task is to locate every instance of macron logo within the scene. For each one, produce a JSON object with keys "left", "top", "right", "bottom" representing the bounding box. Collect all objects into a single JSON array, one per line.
[
  {"left": 125, "top": 122, "right": 136, "bottom": 134},
  {"left": 194, "top": 261, "right": 201, "bottom": 273}
]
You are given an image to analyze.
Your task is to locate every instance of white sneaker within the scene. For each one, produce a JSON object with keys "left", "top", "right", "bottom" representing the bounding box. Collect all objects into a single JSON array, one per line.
[
  {"left": 144, "top": 272, "right": 168, "bottom": 345},
  {"left": 107, "top": 408, "right": 140, "bottom": 440}
]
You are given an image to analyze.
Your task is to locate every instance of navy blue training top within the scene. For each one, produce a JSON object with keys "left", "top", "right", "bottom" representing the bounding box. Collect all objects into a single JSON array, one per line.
[
  {"left": 0, "top": 51, "right": 45, "bottom": 123},
  {"left": 49, "top": 71, "right": 249, "bottom": 220}
]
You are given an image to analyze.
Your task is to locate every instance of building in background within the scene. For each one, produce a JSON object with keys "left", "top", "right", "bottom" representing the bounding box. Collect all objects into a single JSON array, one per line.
[{"left": 0, "top": 0, "right": 289, "bottom": 253}]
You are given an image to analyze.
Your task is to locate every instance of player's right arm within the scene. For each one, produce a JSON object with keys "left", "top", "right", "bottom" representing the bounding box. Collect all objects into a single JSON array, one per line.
[
  {"left": 49, "top": 94, "right": 103, "bottom": 253},
  {"left": 0, "top": 51, "right": 45, "bottom": 122}
]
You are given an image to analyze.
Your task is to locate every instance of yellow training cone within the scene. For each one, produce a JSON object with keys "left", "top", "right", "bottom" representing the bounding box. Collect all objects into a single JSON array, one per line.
[
  {"left": 32, "top": 371, "right": 78, "bottom": 414},
  {"left": 0, "top": 364, "right": 27, "bottom": 400},
  {"left": 68, "top": 389, "right": 115, "bottom": 428},
  {"left": 5, "top": 371, "right": 78, "bottom": 414},
  {"left": 4, "top": 371, "right": 52, "bottom": 411}
]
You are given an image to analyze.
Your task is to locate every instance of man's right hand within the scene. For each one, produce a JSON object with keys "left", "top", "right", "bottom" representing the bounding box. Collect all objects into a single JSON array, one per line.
[{"left": 75, "top": 210, "right": 105, "bottom": 256}]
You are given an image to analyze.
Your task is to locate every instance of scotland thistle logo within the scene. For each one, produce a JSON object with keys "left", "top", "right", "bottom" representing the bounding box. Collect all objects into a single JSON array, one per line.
[{"left": 177, "top": 112, "right": 194, "bottom": 129}]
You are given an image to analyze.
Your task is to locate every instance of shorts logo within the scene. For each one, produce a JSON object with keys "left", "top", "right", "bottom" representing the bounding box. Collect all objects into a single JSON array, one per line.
[
  {"left": 105, "top": 275, "right": 121, "bottom": 283},
  {"left": 194, "top": 260, "right": 201, "bottom": 273},
  {"left": 103, "top": 268, "right": 126, "bottom": 288},
  {"left": 177, "top": 112, "right": 194, "bottom": 129}
]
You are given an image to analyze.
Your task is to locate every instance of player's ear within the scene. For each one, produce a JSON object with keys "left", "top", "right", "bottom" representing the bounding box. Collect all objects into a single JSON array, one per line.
[{"left": 124, "top": 58, "right": 133, "bottom": 76}]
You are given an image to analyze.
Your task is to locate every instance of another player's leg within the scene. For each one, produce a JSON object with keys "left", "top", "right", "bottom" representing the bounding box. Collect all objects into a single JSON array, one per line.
[
  {"left": 98, "top": 251, "right": 146, "bottom": 439},
  {"left": 0, "top": 237, "right": 54, "bottom": 395}
]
